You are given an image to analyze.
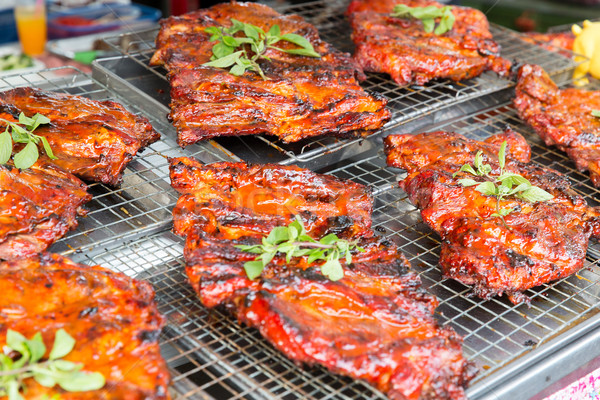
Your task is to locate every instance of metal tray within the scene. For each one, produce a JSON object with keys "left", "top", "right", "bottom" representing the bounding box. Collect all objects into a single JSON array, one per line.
[
  {"left": 5, "top": 67, "right": 596, "bottom": 399},
  {"left": 95, "top": 0, "right": 578, "bottom": 169}
]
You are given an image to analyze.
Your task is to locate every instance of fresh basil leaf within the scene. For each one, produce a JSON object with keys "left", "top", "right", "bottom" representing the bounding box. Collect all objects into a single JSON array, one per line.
[
  {"left": 53, "top": 359, "right": 82, "bottom": 372},
  {"left": 230, "top": 64, "right": 246, "bottom": 76},
  {"left": 244, "top": 260, "right": 265, "bottom": 280},
  {"left": 212, "top": 42, "right": 234, "bottom": 59},
  {"left": 498, "top": 141, "right": 507, "bottom": 170},
  {"left": 321, "top": 258, "right": 343, "bottom": 281},
  {"left": 57, "top": 371, "right": 105, "bottom": 392},
  {"left": 6, "top": 329, "right": 27, "bottom": 354},
  {"left": 480, "top": 163, "right": 492, "bottom": 176},
  {"left": 33, "top": 373, "right": 57, "bottom": 388},
  {"left": 229, "top": 19, "right": 245, "bottom": 34},
  {"left": 292, "top": 248, "right": 312, "bottom": 257},
  {"left": 10, "top": 124, "right": 29, "bottom": 143},
  {"left": 268, "top": 24, "right": 280, "bottom": 38},
  {"left": 7, "top": 380, "right": 23, "bottom": 400},
  {"left": 259, "top": 251, "right": 276, "bottom": 266},
  {"left": 422, "top": 18, "right": 435, "bottom": 33},
  {"left": 517, "top": 186, "right": 554, "bottom": 203},
  {"left": 204, "top": 51, "right": 244, "bottom": 68},
  {"left": 283, "top": 48, "right": 321, "bottom": 58},
  {"left": 475, "top": 181, "right": 497, "bottom": 196},
  {"left": 319, "top": 234, "right": 339, "bottom": 245},
  {"left": 30, "top": 113, "right": 50, "bottom": 131},
  {"left": 280, "top": 33, "right": 314, "bottom": 51},
  {"left": 49, "top": 329, "right": 76, "bottom": 360},
  {"left": 26, "top": 333, "right": 46, "bottom": 364},
  {"left": 458, "top": 178, "right": 478, "bottom": 187},
  {"left": 0, "top": 129, "right": 11, "bottom": 164},
  {"left": 592, "top": 110, "right": 600, "bottom": 118},
  {"left": 222, "top": 35, "right": 240, "bottom": 48},
  {"left": 307, "top": 249, "right": 326, "bottom": 263},
  {"left": 473, "top": 150, "right": 483, "bottom": 171},
  {"left": 244, "top": 23, "right": 261, "bottom": 41},
  {"left": 456, "top": 164, "right": 477, "bottom": 176},
  {"left": 204, "top": 26, "right": 221, "bottom": 36},
  {"left": 266, "top": 226, "right": 289, "bottom": 244},
  {"left": 39, "top": 137, "right": 57, "bottom": 160},
  {"left": 18, "top": 112, "right": 34, "bottom": 128},
  {"left": 507, "top": 183, "right": 530, "bottom": 196}
]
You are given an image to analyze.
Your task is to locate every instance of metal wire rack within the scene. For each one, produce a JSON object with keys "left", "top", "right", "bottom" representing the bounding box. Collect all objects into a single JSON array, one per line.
[
  {"left": 96, "top": 0, "right": 578, "bottom": 168},
  {"left": 0, "top": 67, "right": 236, "bottom": 257}
]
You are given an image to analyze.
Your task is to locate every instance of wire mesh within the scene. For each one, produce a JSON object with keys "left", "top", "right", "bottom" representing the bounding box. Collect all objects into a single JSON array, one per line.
[
  {"left": 0, "top": 67, "right": 235, "bottom": 257},
  {"left": 97, "top": 0, "right": 578, "bottom": 167}
]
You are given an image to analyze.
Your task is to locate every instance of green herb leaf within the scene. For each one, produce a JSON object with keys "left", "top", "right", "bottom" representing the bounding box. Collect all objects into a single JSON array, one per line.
[
  {"left": 26, "top": 332, "right": 46, "bottom": 364},
  {"left": 244, "top": 260, "right": 265, "bottom": 280},
  {"left": 204, "top": 19, "right": 319, "bottom": 80},
  {"left": 592, "top": 109, "right": 600, "bottom": 118},
  {"left": 457, "top": 178, "right": 479, "bottom": 187},
  {"left": 517, "top": 186, "right": 554, "bottom": 203},
  {"left": 238, "top": 218, "right": 361, "bottom": 281},
  {"left": 13, "top": 141, "right": 38, "bottom": 170},
  {"left": 6, "top": 329, "right": 27, "bottom": 355},
  {"left": 57, "top": 371, "right": 105, "bottom": 392},
  {"left": 476, "top": 181, "right": 497, "bottom": 196},
  {"left": 498, "top": 141, "right": 507, "bottom": 170},
  {"left": 391, "top": 4, "right": 455, "bottom": 35},
  {"left": 49, "top": 329, "right": 76, "bottom": 360},
  {"left": 33, "top": 373, "right": 57, "bottom": 388}
]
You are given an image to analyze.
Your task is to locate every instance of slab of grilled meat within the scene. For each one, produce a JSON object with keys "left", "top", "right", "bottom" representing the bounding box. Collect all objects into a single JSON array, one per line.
[
  {"left": 0, "top": 161, "right": 91, "bottom": 260},
  {"left": 514, "top": 64, "right": 600, "bottom": 186},
  {"left": 150, "top": 2, "right": 390, "bottom": 146},
  {"left": 520, "top": 32, "right": 574, "bottom": 53},
  {"left": 0, "top": 253, "right": 170, "bottom": 399},
  {"left": 170, "top": 157, "right": 475, "bottom": 400},
  {"left": 0, "top": 87, "right": 160, "bottom": 185},
  {"left": 385, "top": 130, "right": 600, "bottom": 304},
  {"left": 347, "top": 0, "right": 511, "bottom": 86}
]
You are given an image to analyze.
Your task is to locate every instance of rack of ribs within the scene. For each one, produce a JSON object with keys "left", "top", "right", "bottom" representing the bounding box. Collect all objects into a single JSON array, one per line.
[
  {"left": 347, "top": 0, "right": 511, "bottom": 86},
  {"left": 0, "top": 87, "right": 160, "bottom": 186},
  {"left": 0, "top": 253, "right": 170, "bottom": 399},
  {"left": 169, "top": 157, "right": 475, "bottom": 400},
  {"left": 514, "top": 63, "right": 600, "bottom": 187},
  {"left": 150, "top": 2, "right": 390, "bottom": 146},
  {"left": 0, "top": 161, "right": 90, "bottom": 260},
  {"left": 385, "top": 130, "right": 600, "bottom": 304}
]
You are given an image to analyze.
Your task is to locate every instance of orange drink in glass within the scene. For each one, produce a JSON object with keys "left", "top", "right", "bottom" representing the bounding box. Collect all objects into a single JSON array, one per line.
[{"left": 14, "top": 2, "right": 47, "bottom": 56}]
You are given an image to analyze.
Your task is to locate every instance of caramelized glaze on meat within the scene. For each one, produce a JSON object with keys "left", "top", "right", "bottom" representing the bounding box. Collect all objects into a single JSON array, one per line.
[
  {"left": 520, "top": 32, "right": 575, "bottom": 52},
  {"left": 0, "top": 253, "right": 170, "bottom": 399},
  {"left": 0, "top": 87, "right": 160, "bottom": 185},
  {"left": 170, "top": 157, "right": 475, "bottom": 400},
  {"left": 150, "top": 2, "right": 390, "bottom": 145},
  {"left": 347, "top": 0, "right": 511, "bottom": 86},
  {"left": 385, "top": 131, "right": 600, "bottom": 304},
  {"left": 514, "top": 64, "right": 600, "bottom": 186},
  {"left": 0, "top": 161, "right": 90, "bottom": 260}
]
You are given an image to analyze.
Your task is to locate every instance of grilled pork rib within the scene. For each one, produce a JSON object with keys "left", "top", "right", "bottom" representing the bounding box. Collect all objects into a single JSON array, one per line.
[
  {"left": 0, "top": 161, "right": 90, "bottom": 260},
  {"left": 0, "top": 87, "right": 160, "bottom": 185},
  {"left": 150, "top": 2, "right": 390, "bottom": 146},
  {"left": 385, "top": 131, "right": 600, "bottom": 304},
  {"left": 0, "top": 253, "right": 170, "bottom": 399},
  {"left": 170, "top": 157, "right": 475, "bottom": 400},
  {"left": 514, "top": 64, "right": 600, "bottom": 186},
  {"left": 347, "top": 0, "right": 511, "bottom": 86}
]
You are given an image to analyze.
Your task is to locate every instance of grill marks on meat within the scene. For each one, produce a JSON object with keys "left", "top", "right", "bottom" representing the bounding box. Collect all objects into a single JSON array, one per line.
[
  {"left": 347, "top": 0, "right": 511, "bottom": 86},
  {"left": 0, "top": 87, "right": 160, "bottom": 185},
  {"left": 170, "top": 157, "right": 475, "bottom": 400},
  {"left": 0, "top": 161, "right": 90, "bottom": 260},
  {"left": 385, "top": 131, "right": 600, "bottom": 304},
  {"left": 150, "top": 2, "right": 390, "bottom": 145},
  {"left": 514, "top": 64, "right": 600, "bottom": 187},
  {"left": 0, "top": 253, "right": 170, "bottom": 399}
]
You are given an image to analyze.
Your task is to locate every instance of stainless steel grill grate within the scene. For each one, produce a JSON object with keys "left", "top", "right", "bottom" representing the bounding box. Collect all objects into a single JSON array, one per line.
[{"left": 97, "top": 0, "right": 578, "bottom": 168}]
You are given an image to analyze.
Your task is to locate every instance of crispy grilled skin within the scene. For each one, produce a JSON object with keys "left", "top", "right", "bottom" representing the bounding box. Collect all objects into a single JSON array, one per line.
[
  {"left": 0, "top": 161, "right": 90, "bottom": 260},
  {"left": 150, "top": 2, "right": 390, "bottom": 145},
  {"left": 514, "top": 64, "right": 600, "bottom": 186},
  {"left": 0, "top": 253, "right": 170, "bottom": 399},
  {"left": 170, "top": 157, "right": 475, "bottom": 400},
  {"left": 385, "top": 131, "right": 600, "bottom": 304},
  {"left": 347, "top": 0, "right": 511, "bottom": 86},
  {"left": 0, "top": 87, "right": 160, "bottom": 185}
]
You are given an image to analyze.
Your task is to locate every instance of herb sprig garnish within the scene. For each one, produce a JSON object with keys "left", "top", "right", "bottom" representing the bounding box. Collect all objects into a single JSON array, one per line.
[
  {"left": 0, "top": 113, "right": 55, "bottom": 170},
  {"left": 204, "top": 19, "right": 321, "bottom": 79},
  {"left": 235, "top": 218, "right": 364, "bottom": 281},
  {"left": 592, "top": 110, "right": 600, "bottom": 118},
  {"left": 0, "top": 328, "right": 105, "bottom": 400},
  {"left": 391, "top": 5, "right": 455, "bottom": 35},
  {"left": 454, "top": 141, "right": 554, "bottom": 224}
]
